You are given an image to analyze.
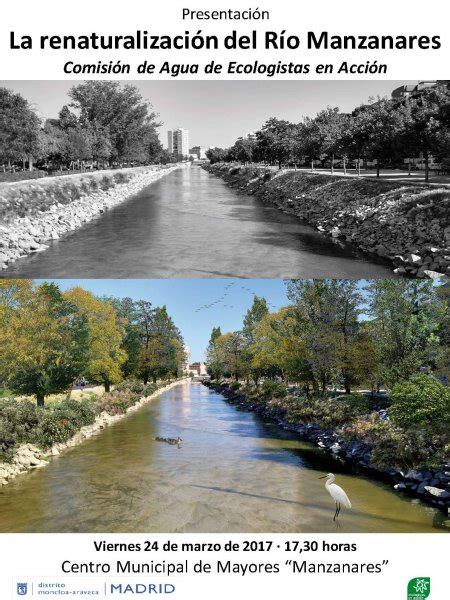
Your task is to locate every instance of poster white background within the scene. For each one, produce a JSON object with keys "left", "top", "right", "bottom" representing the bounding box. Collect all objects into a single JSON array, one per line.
[
  {"left": 0, "top": 533, "right": 447, "bottom": 599},
  {"left": 0, "top": 0, "right": 449, "bottom": 80},
  {"left": 0, "top": 1, "right": 448, "bottom": 599}
]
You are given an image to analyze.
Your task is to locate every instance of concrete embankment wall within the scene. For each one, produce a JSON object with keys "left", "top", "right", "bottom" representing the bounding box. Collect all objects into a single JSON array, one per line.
[
  {"left": 0, "top": 379, "right": 188, "bottom": 487},
  {"left": 0, "top": 164, "right": 182, "bottom": 270},
  {"left": 204, "top": 163, "right": 450, "bottom": 277}
]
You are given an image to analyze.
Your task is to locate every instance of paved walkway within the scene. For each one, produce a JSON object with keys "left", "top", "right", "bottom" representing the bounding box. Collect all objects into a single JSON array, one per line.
[{"left": 282, "top": 167, "right": 450, "bottom": 187}]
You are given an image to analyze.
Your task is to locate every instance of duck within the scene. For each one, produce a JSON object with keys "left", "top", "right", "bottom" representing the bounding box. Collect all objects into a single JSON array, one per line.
[{"left": 154, "top": 436, "right": 183, "bottom": 445}]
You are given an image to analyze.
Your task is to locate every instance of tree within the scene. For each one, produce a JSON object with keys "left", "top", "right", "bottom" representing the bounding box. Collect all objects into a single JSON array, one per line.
[
  {"left": 286, "top": 279, "right": 363, "bottom": 394},
  {"left": 102, "top": 296, "right": 141, "bottom": 378},
  {"left": 251, "top": 308, "right": 312, "bottom": 385},
  {"left": 400, "top": 86, "right": 450, "bottom": 181},
  {"left": 364, "top": 98, "right": 407, "bottom": 176},
  {"left": 389, "top": 374, "right": 450, "bottom": 431},
  {"left": 255, "top": 118, "right": 296, "bottom": 168},
  {"left": 67, "top": 82, "right": 161, "bottom": 163},
  {"left": 367, "top": 280, "right": 441, "bottom": 386},
  {"left": 313, "top": 107, "right": 349, "bottom": 173},
  {"left": 0, "top": 279, "right": 33, "bottom": 328},
  {"left": 64, "top": 288, "right": 126, "bottom": 392},
  {"left": 229, "top": 136, "right": 256, "bottom": 164},
  {"left": 131, "top": 302, "right": 184, "bottom": 383},
  {"left": 0, "top": 282, "right": 88, "bottom": 406},
  {"left": 206, "top": 327, "right": 223, "bottom": 379},
  {"left": 206, "top": 147, "right": 228, "bottom": 164},
  {"left": 61, "top": 126, "right": 93, "bottom": 166},
  {"left": 242, "top": 296, "right": 269, "bottom": 343},
  {"left": 207, "top": 332, "right": 247, "bottom": 381},
  {"left": 0, "top": 87, "right": 41, "bottom": 170}
]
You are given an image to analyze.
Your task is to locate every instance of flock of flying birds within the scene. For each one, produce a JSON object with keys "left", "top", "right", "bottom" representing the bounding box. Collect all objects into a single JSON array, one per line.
[{"left": 193, "top": 282, "right": 277, "bottom": 317}]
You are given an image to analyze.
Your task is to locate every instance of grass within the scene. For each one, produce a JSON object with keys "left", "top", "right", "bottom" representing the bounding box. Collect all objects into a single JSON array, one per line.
[
  {"left": 0, "top": 170, "right": 48, "bottom": 183},
  {"left": 0, "top": 166, "right": 155, "bottom": 224}
]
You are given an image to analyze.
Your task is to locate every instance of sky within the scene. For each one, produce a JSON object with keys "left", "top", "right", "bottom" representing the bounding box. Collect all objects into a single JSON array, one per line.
[
  {"left": 42, "top": 278, "right": 291, "bottom": 362},
  {"left": 1, "top": 80, "right": 417, "bottom": 149}
]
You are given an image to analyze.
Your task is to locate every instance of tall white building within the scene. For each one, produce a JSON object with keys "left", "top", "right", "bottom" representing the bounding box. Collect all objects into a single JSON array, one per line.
[{"left": 168, "top": 128, "right": 189, "bottom": 157}]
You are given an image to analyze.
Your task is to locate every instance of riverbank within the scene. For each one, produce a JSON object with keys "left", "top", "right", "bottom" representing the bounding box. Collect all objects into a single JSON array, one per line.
[
  {"left": 203, "top": 381, "right": 450, "bottom": 517},
  {"left": 0, "top": 164, "right": 182, "bottom": 270},
  {"left": 203, "top": 164, "right": 450, "bottom": 277},
  {"left": 0, "top": 379, "right": 187, "bottom": 487}
]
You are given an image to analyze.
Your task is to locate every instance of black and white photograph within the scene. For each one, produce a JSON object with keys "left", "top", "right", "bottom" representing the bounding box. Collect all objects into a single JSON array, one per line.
[{"left": 1, "top": 80, "right": 448, "bottom": 279}]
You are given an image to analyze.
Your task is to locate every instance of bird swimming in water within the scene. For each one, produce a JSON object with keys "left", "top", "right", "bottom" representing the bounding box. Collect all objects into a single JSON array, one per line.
[
  {"left": 319, "top": 473, "right": 352, "bottom": 520},
  {"left": 154, "top": 436, "right": 182, "bottom": 446}
]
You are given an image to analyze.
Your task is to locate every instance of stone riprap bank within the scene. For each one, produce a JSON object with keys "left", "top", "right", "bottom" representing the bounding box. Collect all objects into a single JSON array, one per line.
[
  {"left": 204, "top": 164, "right": 450, "bottom": 277},
  {"left": 204, "top": 381, "right": 450, "bottom": 517},
  {"left": 0, "top": 379, "right": 187, "bottom": 487},
  {"left": 0, "top": 164, "right": 181, "bottom": 270}
]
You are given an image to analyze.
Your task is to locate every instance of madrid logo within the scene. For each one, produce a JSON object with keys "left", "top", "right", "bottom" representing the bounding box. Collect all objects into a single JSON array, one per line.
[
  {"left": 407, "top": 577, "right": 431, "bottom": 599},
  {"left": 16, "top": 583, "right": 28, "bottom": 596}
]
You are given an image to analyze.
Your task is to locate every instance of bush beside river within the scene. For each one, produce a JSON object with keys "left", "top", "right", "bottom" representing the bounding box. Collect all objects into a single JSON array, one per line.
[
  {"left": 204, "top": 164, "right": 450, "bottom": 277},
  {"left": 0, "top": 164, "right": 182, "bottom": 270},
  {"left": 0, "top": 379, "right": 183, "bottom": 486},
  {"left": 203, "top": 378, "right": 450, "bottom": 515}
]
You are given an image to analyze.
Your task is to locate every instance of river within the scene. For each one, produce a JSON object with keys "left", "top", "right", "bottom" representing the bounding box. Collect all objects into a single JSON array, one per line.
[
  {"left": 4, "top": 166, "right": 395, "bottom": 278},
  {"left": 0, "top": 382, "right": 444, "bottom": 533}
]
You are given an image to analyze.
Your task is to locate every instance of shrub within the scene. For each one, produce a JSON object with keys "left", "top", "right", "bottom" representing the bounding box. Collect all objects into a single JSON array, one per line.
[
  {"left": 285, "top": 394, "right": 370, "bottom": 428},
  {"left": 114, "top": 380, "right": 158, "bottom": 397},
  {"left": 52, "top": 398, "right": 97, "bottom": 429},
  {"left": 0, "top": 416, "right": 16, "bottom": 461},
  {"left": 389, "top": 374, "right": 450, "bottom": 430},
  {"left": 260, "top": 380, "right": 288, "bottom": 400},
  {"left": 0, "top": 399, "right": 41, "bottom": 446},
  {"left": 369, "top": 422, "right": 447, "bottom": 470},
  {"left": 334, "top": 393, "right": 370, "bottom": 414},
  {"left": 229, "top": 381, "right": 241, "bottom": 391},
  {"left": 286, "top": 396, "right": 321, "bottom": 424},
  {"left": 31, "top": 412, "right": 77, "bottom": 448},
  {"left": 95, "top": 389, "right": 140, "bottom": 416}
]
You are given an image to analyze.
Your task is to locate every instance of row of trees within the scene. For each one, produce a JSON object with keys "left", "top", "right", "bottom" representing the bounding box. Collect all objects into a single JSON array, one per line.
[
  {"left": 206, "top": 84, "right": 450, "bottom": 180},
  {"left": 0, "top": 281, "right": 186, "bottom": 406},
  {"left": 206, "top": 280, "right": 448, "bottom": 395},
  {"left": 0, "top": 82, "right": 179, "bottom": 172}
]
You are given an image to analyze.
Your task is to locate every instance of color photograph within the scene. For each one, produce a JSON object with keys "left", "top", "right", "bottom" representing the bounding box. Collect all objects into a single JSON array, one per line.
[{"left": 0, "top": 278, "right": 448, "bottom": 533}]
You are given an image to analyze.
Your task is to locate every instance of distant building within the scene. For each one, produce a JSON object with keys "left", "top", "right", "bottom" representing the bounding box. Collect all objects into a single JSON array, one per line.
[
  {"left": 189, "top": 146, "right": 207, "bottom": 160},
  {"left": 182, "top": 346, "right": 190, "bottom": 373},
  {"left": 189, "top": 362, "right": 208, "bottom": 376},
  {"left": 168, "top": 128, "right": 189, "bottom": 157},
  {"left": 391, "top": 80, "right": 449, "bottom": 100}
]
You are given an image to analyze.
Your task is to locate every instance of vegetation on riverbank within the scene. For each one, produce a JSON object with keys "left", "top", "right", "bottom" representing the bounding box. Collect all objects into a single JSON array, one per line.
[
  {"left": 0, "top": 165, "right": 172, "bottom": 223},
  {"left": 0, "top": 380, "right": 161, "bottom": 463},
  {"left": 206, "top": 280, "right": 449, "bottom": 474},
  {"left": 0, "top": 164, "right": 181, "bottom": 271},
  {"left": 206, "top": 84, "right": 450, "bottom": 180},
  {"left": 0, "top": 82, "right": 183, "bottom": 173},
  {"left": 0, "top": 280, "right": 186, "bottom": 409},
  {"left": 205, "top": 163, "right": 450, "bottom": 276}
]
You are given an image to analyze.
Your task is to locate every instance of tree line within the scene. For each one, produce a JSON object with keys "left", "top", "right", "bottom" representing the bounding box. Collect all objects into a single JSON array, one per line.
[
  {"left": 0, "top": 82, "right": 180, "bottom": 173},
  {"left": 0, "top": 280, "right": 186, "bottom": 406},
  {"left": 206, "top": 280, "right": 449, "bottom": 395},
  {"left": 206, "top": 84, "right": 450, "bottom": 181}
]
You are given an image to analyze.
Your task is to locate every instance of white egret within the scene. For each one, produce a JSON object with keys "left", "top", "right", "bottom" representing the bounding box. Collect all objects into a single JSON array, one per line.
[{"left": 319, "top": 473, "right": 352, "bottom": 520}]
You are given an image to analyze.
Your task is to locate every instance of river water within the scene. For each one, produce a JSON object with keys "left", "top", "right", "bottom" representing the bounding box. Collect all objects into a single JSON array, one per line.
[
  {"left": 4, "top": 166, "right": 395, "bottom": 278},
  {"left": 0, "top": 382, "right": 444, "bottom": 533}
]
